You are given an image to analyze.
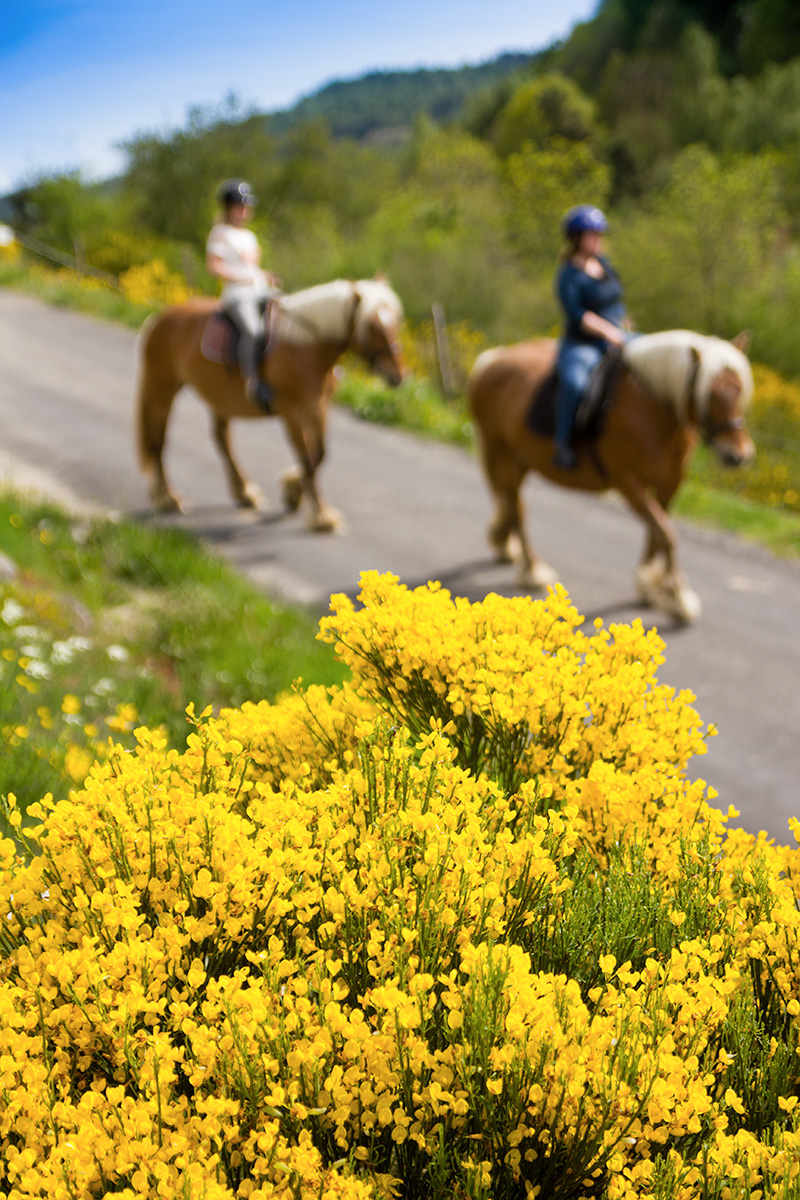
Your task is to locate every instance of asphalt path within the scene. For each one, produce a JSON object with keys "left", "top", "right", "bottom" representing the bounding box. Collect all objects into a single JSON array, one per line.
[{"left": 0, "top": 288, "right": 798, "bottom": 841}]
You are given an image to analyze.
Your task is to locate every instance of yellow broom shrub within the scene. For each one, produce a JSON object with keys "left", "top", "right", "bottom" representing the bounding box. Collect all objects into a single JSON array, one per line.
[{"left": 2, "top": 573, "right": 800, "bottom": 1199}]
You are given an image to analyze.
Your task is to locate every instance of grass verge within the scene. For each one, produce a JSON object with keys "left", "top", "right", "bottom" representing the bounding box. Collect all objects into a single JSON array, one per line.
[
  {"left": 0, "top": 487, "right": 346, "bottom": 821},
  {"left": 674, "top": 478, "right": 800, "bottom": 558}
]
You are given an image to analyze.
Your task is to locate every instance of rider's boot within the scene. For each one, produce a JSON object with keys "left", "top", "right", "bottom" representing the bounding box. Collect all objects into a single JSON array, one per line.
[
  {"left": 246, "top": 375, "right": 274, "bottom": 414},
  {"left": 552, "top": 442, "right": 577, "bottom": 470}
]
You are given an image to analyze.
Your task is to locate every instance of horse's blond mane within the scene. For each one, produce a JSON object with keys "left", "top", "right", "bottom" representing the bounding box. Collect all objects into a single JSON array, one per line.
[
  {"left": 621, "top": 331, "right": 754, "bottom": 418},
  {"left": 276, "top": 279, "right": 402, "bottom": 347}
]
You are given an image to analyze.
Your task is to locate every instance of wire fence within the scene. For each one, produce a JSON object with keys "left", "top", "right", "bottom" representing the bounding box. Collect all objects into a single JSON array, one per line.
[{"left": 10, "top": 230, "right": 121, "bottom": 291}]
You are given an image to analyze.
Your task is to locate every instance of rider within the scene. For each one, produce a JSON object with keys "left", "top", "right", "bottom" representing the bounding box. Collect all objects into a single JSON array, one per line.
[
  {"left": 553, "top": 204, "right": 629, "bottom": 470},
  {"left": 206, "top": 179, "right": 280, "bottom": 412}
]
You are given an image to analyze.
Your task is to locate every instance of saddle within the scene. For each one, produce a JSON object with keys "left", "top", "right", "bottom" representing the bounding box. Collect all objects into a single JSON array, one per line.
[
  {"left": 526, "top": 349, "right": 625, "bottom": 443},
  {"left": 199, "top": 302, "right": 276, "bottom": 373}
]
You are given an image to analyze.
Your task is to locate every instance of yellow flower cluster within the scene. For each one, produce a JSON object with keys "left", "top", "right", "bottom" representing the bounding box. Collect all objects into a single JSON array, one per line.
[
  {"left": 119, "top": 259, "right": 192, "bottom": 307},
  {"left": 705, "top": 361, "right": 800, "bottom": 513},
  {"left": 0, "top": 238, "right": 21, "bottom": 263},
  {"left": 752, "top": 362, "right": 800, "bottom": 423},
  {"left": 402, "top": 318, "right": 487, "bottom": 390},
  {"left": 2, "top": 574, "right": 800, "bottom": 1200}
]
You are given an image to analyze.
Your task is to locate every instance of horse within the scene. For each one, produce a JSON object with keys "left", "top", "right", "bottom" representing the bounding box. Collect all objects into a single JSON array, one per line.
[
  {"left": 135, "top": 277, "right": 404, "bottom": 531},
  {"left": 467, "top": 329, "right": 755, "bottom": 623}
]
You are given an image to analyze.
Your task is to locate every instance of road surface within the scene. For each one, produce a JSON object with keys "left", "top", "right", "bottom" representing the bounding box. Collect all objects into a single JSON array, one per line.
[{"left": 0, "top": 288, "right": 797, "bottom": 841}]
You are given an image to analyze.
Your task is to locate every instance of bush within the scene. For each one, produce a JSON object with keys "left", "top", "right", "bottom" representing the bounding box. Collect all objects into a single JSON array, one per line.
[{"left": 3, "top": 574, "right": 800, "bottom": 1199}]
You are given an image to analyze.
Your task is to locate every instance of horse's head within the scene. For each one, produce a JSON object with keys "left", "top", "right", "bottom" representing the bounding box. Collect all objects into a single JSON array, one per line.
[
  {"left": 623, "top": 329, "right": 755, "bottom": 467},
  {"left": 692, "top": 332, "right": 755, "bottom": 468},
  {"left": 352, "top": 279, "right": 405, "bottom": 387}
]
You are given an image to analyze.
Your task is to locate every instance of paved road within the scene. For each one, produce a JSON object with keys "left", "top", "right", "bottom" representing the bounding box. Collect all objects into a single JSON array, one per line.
[{"left": 0, "top": 288, "right": 798, "bottom": 841}]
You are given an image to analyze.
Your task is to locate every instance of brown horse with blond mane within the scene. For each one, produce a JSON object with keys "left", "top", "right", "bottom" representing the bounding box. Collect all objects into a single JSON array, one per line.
[
  {"left": 467, "top": 329, "right": 755, "bottom": 622},
  {"left": 136, "top": 277, "right": 404, "bottom": 530}
]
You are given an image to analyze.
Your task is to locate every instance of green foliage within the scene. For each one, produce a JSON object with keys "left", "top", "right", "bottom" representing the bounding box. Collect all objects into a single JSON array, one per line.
[
  {"left": 0, "top": 488, "right": 346, "bottom": 816},
  {"left": 614, "top": 145, "right": 784, "bottom": 335},
  {"left": 505, "top": 137, "right": 611, "bottom": 265},
  {"left": 356, "top": 126, "right": 515, "bottom": 329},
  {"left": 119, "top": 97, "right": 275, "bottom": 243},
  {"left": 488, "top": 73, "right": 599, "bottom": 158},
  {"left": 25, "top": 171, "right": 119, "bottom": 256}
]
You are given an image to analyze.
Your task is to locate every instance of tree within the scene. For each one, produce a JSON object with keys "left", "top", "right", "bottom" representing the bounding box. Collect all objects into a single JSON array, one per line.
[
  {"left": 740, "top": 0, "right": 800, "bottom": 72},
  {"left": 488, "top": 73, "right": 599, "bottom": 159},
  {"left": 614, "top": 145, "right": 785, "bottom": 334},
  {"left": 504, "top": 138, "right": 612, "bottom": 266},
  {"left": 356, "top": 127, "right": 515, "bottom": 330},
  {"left": 119, "top": 98, "right": 275, "bottom": 244},
  {"left": 26, "top": 172, "right": 118, "bottom": 257}
]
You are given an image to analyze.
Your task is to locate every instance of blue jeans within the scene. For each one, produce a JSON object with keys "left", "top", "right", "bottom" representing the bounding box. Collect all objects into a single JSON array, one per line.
[{"left": 555, "top": 339, "right": 604, "bottom": 448}]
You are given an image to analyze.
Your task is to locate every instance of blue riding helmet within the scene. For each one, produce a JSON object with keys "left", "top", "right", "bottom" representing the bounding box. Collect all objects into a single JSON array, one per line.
[
  {"left": 217, "top": 179, "right": 258, "bottom": 208},
  {"left": 562, "top": 204, "right": 608, "bottom": 237}
]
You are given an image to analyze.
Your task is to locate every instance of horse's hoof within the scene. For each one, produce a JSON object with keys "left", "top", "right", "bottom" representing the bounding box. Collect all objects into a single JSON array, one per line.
[
  {"left": 670, "top": 586, "right": 702, "bottom": 624},
  {"left": 636, "top": 565, "right": 701, "bottom": 623},
  {"left": 308, "top": 508, "right": 343, "bottom": 534},
  {"left": 280, "top": 469, "right": 303, "bottom": 513},
  {"left": 492, "top": 543, "right": 514, "bottom": 564},
  {"left": 235, "top": 484, "right": 265, "bottom": 511},
  {"left": 518, "top": 560, "right": 558, "bottom": 591},
  {"left": 152, "top": 493, "right": 184, "bottom": 515}
]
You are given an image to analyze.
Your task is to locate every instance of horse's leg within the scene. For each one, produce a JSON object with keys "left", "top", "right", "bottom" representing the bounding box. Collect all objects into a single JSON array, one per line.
[
  {"left": 211, "top": 415, "right": 264, "bottom": 509},
  {"left": 619, "top": 477, "right": 701, "bottom": 623},
  {"left": 280, "top": 402, "right": 340, "bottom": 532},
  {"left": 478, "top": 433, "right": 557, "bottom": 589},
  {"left": 136, "top": 365, "right": 184, "bottom": 513}
]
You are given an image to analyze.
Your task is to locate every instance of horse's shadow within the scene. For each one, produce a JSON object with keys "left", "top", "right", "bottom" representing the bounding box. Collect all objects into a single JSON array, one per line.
[
  {"left": 134, "top": 503, "right": 286, "bottom": 539},
  {"left": 402, "top": 558, "right": 692, "bottom": 635}
]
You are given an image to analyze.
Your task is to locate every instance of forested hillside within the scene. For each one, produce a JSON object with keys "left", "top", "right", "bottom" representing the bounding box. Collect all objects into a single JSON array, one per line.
[
  {"left": 6, "top": 0, "right": 800, "bottom": 378},
  {"left": 266, "top": 54, "right": 534, "bottom": 140}
]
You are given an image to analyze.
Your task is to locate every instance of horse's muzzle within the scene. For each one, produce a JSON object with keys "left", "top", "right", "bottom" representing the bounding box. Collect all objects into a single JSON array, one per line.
[
  {"left": 380, "top": 360, "right": 405, "bottom": 388},
  {"left": 713, "top": 434, "right": 755, "bottom": 468}
]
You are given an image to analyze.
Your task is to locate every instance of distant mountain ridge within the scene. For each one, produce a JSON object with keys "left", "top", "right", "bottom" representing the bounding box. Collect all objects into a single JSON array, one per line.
[{"left": 266, "top": 52, "right": 536, "bottom": 140}]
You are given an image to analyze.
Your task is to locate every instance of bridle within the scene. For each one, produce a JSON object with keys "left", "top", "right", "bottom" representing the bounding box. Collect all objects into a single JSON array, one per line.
[
  {"left": 274, "top": 284, "right": 400, "bottom": 372},
  {"left": 684, "top": 354, "right": 747, "bottom": 444}
]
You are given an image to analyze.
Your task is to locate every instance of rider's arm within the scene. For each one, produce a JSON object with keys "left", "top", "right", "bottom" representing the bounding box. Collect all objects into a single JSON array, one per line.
[
  {"left": 205, "top": 252, "right": 261, "bottom": 285},
  {"left": 206, "top": 224, "right": 263, "bottom": 285},
  {"left": 580, "top": 310, "right": 627, "bottom": 347}
]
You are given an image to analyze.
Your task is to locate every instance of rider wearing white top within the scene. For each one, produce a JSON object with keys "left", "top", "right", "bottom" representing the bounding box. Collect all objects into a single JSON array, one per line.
[{"left": 206, "top": 179, "right": 279, "bottom": 411}]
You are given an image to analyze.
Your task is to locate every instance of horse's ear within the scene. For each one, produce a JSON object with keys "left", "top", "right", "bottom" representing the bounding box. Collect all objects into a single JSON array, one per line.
[
  {"left": 373, "top": 272, "right": 388, "bottom": 283},
  {"left": 731, "top": 330, "right": 752, "bottom": 355}
]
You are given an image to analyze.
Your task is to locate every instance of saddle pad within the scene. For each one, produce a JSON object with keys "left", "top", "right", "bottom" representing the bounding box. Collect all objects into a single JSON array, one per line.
[
  {"left": 525, "top": 370, "right": 559, "bottom": 439},
  {"left": 525, "top": 350, "right": 625, "bottom": 442},
  {"left": 200, "top": 311, "right": 238, "bottom": 367}
]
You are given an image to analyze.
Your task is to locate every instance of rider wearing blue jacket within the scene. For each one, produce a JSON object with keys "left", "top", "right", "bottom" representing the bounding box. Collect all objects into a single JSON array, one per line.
[{"left": 553, "top": 205, "right": 629, "bottom": 469}]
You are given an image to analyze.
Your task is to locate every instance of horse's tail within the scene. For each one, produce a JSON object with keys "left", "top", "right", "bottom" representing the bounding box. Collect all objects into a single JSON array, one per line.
[{"left": 135, "top": 311, "right": 182, "bottom": 474}]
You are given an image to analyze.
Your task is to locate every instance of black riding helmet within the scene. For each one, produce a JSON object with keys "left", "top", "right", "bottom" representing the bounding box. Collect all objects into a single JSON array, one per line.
[{"left": 216, "top": 179, "right": 258, "bottom": 208}]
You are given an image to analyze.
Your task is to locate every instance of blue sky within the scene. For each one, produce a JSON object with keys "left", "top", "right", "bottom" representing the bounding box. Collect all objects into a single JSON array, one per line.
[{"left": 1, "top": 0, "right": 598, "bottom": 193}]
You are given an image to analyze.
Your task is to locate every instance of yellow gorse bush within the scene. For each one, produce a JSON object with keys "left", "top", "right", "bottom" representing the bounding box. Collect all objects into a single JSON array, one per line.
[
  {"left": 2, "top": 573, "right": 800, "bottom": 1199},
  {"left": 119, "top": 259, "right": 192, "bottom": 306},
  {"left": 698, "top": 361, "right": 800, "bottom": 514}
]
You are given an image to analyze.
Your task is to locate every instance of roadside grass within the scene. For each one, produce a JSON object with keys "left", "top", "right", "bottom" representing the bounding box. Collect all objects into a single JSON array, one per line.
[
  {"left": 0, "top": 257, "right": 152, "bottom": 329},
  {"left": 675, "top": 455, "right": 800, "bottom": 558},
  {"left": 0, "top": 488, "right": 347, "bottom": 826}
]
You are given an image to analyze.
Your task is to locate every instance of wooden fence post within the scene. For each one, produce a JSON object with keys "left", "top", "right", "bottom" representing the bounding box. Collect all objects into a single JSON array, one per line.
[{"left": 432, "top": 302, "right": 456, "bottom": 398}]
